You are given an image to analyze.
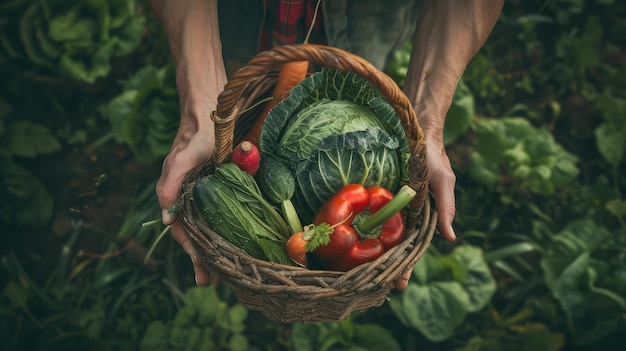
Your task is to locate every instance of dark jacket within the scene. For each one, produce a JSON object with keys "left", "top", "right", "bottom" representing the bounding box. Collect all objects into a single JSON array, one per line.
[{"left": 218, "top": 0, "right": 421, "bottom": 76}]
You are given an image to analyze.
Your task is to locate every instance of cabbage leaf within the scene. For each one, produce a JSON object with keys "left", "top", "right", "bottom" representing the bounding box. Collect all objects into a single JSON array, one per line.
[{"left": 259, "top": 68, "right": 409, "bottom": 221}]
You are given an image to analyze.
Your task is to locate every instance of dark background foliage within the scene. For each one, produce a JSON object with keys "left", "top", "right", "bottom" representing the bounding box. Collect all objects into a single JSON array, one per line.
[{"left": 1, "top": 0, "right": 624, "bottom": 350}]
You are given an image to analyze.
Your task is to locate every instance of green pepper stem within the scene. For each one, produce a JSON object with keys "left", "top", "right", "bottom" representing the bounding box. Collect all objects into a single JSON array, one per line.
[
  {"left": 356, "top": 185, "right": 416, "bottom": 235},
  {"left": 282, "top": 200, "right": 303, "bottom": 234}
]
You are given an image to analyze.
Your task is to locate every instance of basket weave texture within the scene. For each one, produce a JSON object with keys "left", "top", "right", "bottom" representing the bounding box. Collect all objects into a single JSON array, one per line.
[{"left": 179, "top": 44, "right": 437, "bottom": 323}]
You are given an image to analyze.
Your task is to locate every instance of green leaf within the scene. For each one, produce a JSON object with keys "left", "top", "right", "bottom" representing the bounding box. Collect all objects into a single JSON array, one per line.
[
  {"left": 451, "top": 246, "right": 497, "bottom": 312},
  {"left": 606, "top": 199, "right": 626, "bottom": 221},
  {"left": 291, "top": 324, "right": 316, "bottom": 351},
  {"left": 259, "top": 67, "right": 409, "bottom": 222},
  {"left": 100, "top": 65, "right": 179, "bottom": 163},
  {"left": 454, "top": 324, "right": 564, "bottom": 351},
  {"left": 594, "top": 87, "right": 626, "bottom": 168},
  {"left": 351, "top": 324, "right": 401, "bottom": 351},
  {"left": 185, "top": 286, "right": 221, "bottom": 325},
  {"left": 139, "top": 321, "right": 169, "bottom": 351},
  {"left": 390, "top": 281, "right": 470, "bottom": 342},
  {"left": 540, "top": 219, "right": 610, "bottom": 291},
  {"left": 454, "top": 336, "right": 501, "bottom": 351},
  {"left": 293, "top": 129, "right": 405, "bottom": 220},
  {"left": 5, "top": 121, "right": 61, "bottom": 158},
  {"left": 19, "top": 4, "right": 54, "bottom": 67},
  {"left": 229, "top": 334, "right": 249, "bottom": 351},
  {"left": 290, "top": 320, "right": 400, "bottom": 351},
  {"left": 554, "top": 253, "right": 625, "bottom": 345},
  {"left": 48, "top": 6, "right": 98, "bottom": 44},
  {"left": 390, "top": 246, "right": 496, "bottom": 342},
  {"left": 58, "top": 39, "right": 115, "bottom": 83},
  {"left": 595, "top": 123, "right": 626, "bottom": 168},
  {"left": 470, "top": 117, "right": 579, "bottom": 195},
  {"left": 17, "top": 0, "right": 145, "bottom": 83},
  {"left": 0, "top": 156, "right": 54, "bottom": 227}
]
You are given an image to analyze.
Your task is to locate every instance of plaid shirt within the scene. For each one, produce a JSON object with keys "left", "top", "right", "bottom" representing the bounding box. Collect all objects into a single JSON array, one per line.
[{"left": 259, "top": 0, "right": 327, "bottom": 51}]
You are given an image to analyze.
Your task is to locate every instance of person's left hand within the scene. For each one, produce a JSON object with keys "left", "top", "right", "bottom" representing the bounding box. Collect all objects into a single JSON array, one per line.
[{"left": 392, "top": 127, "right": 457, "bottom": 291}]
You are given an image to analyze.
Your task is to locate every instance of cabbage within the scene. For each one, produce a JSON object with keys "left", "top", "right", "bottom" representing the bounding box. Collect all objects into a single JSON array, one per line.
[{"left": 259, "top": 67, "right": 410, "bottom": 222}]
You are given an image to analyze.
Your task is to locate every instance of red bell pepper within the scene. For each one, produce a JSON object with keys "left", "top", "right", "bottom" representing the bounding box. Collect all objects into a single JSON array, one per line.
[{"left": 299, "top": 183, "right": 416, "bottom": 271}]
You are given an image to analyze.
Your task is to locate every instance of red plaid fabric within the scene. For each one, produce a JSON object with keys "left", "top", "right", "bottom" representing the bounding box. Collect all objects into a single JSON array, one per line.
[{"left": 259, "top": 0, "right": 327, "bottom": 51}]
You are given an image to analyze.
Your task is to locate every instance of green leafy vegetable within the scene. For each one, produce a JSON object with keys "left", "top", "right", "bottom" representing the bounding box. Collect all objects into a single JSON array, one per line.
[
  {"left": 5, "top": 120, "right": 61, "bottom": 158},
  {"left": 100, "top": 65, "right": 179, "bottom": 163},
  {"left": 469, "top": 116, "right": 579, "bottom": 195},
  {"left": 389, "top": 245, "right": 496, "bottom": 342},
  {"left": 260, "top": 67, "right": 410, "bottom": 221},
  {"left": 454, "top": 324, "right": 565, "bottom": 351},
  {"left": 0, "top": 103, "right": 58, "bottom": 228},
  {"left": 192, "top": 163, "right": 292, "bottom": 265},
  {"left": 140, "top": 286, "right": 249, "bottom": 351},
  {"left": 290, "top": 318, "right": 401, "bottom": 351},
  {"left": 594, "top": 89, "right": 626, "bottom": 168},
  {"left": 540, "top": 219, "right": 626, "bottom": 345},
  {"left": 0, "top": 156, "right": 54, "bottom": 228},
  {"left": 16, "top": 0, "right": 144, "bottom": 83}
]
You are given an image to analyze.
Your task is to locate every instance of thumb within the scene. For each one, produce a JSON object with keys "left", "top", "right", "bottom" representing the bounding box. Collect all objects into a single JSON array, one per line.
[{"left": 156, "top": 154, "right": 193, "bottom": 225}]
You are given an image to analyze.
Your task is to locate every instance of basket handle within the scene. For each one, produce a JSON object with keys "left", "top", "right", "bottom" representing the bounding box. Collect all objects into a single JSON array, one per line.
[{"left": 212, "top": 44, "right": 429, "bottom": 213}]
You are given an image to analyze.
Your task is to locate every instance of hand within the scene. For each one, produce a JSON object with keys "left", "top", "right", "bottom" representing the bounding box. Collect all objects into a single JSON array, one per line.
[
  {"left": 424, "top": 136, "right": 457, "bottom": 242},
  {"left": 393, "top": 130, "right": 457, "bottom": 291},
  {"left": 156, "top": 126, "right": 219, "bottom": 285}
]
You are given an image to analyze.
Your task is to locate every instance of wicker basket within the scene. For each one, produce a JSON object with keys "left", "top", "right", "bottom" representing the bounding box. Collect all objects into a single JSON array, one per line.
[{"left": 178, "top": 44, "right": 437, "bottom": 323}]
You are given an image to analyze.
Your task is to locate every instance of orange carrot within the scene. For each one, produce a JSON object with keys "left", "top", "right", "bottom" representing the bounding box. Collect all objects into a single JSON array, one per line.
[
  {"left": 242, "top": 60, "right": 309, "bottom": 144},
  {"left": 242, "top": 0, "right": 320, "bottom": 144}
]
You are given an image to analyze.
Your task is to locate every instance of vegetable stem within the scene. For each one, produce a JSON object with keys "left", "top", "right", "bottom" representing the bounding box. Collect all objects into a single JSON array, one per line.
[
  {"left": 281, "top": 200, "right": 304, "bottom": 234},
  {"left": 356, "top": 185, "right": 415, "bottom": 235}
]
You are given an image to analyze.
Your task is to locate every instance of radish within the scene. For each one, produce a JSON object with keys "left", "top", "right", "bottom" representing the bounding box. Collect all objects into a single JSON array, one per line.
[{"left": 231, "top": 141, "right": 261, "bottom": 176}]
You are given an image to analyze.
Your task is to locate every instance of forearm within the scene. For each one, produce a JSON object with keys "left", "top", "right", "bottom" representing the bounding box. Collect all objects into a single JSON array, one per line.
[
  {"left": 148, "top": 0, "right": 227, "bottom": 132},
  {"left": 404, "top": 0, "right": 503, "bottom": 140}
]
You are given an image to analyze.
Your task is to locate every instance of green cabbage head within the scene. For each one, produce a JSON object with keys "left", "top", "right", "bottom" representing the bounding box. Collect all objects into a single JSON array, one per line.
[{"left": 259, "top": 67, "right": 410, "bottom": 222}]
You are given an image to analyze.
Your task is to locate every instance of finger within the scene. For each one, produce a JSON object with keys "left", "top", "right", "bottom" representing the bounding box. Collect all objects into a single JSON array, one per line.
[
  {"left": 191, "top": 256, "right": 212, "bottom": 286},
  {"left": 429, "top": 168, "right": 457, "bottom": 242},
  {"left": 394, "top": 269, "right": 412, "bottom": 291},
  {"left": 171, "top": 222, "right": 211, "bottom": 285},
  {"left": 157, "top": 155, "right": 191, "bottom": 225}
]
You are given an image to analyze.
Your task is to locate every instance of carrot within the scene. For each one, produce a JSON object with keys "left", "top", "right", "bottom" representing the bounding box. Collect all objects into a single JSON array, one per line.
[
  {"left": 242, "top": 0, "right": 321, "bottom": 144},
  {"left": 286, "top": 231, "right": 309, "bottom": 267},
  {"left": 241, "top": 60, "right": 309, "bottom": 144},
  {"left": 285, "top": 222, "right": 334, "bottom": 268}
]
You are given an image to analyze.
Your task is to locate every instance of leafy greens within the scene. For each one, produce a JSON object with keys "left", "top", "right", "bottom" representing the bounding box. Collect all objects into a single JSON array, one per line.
[{"left": 259, "top": 67, "right": 410, "bottom": 221}]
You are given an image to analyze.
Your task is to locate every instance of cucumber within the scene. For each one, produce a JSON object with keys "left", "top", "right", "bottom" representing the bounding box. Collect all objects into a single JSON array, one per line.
[{"left": 256, "top": 155, "right": 303, "bottom": 233}]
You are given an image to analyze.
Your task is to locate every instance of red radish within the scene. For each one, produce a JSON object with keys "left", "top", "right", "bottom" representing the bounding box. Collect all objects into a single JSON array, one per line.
[{"left": 231, "top": 141, "right": 261, "bottom": 176}]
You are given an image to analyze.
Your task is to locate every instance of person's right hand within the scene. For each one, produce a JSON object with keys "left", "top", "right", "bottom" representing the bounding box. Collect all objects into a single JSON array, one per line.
[{"left": 156, "top": 123, "right": 217, "bottom": 286}]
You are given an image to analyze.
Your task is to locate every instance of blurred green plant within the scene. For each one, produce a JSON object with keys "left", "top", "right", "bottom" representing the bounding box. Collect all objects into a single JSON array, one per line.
[
  {"left": 289, "top": 316, "right": 401, "bottom": 351},
  {"left": 0, "top": 0, "right": 145, "bottom": 83},
  {"left": 389, "top": 246, "right": 496, "bottom": 342},
  {"left": 541, "top": 219, "right": 626, "bottom": 345},
  {"left": 468, "top": 116, "right": 579, "bottom": 196},
  {"left": 140, "top": 286, "right": 250, "bottom": 351},
  {"left": 0, "top": 98, "right": 59, "bottom": 228},
  {"left": 1, "top": 0, "right": 625, "bottom": 350},
  {"left": 99, "top": 64, "right": 179, "bottom": 163}
]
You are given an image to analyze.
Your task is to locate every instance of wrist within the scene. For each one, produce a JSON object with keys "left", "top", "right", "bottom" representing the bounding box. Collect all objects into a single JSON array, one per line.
[{"left": 174, "top": 60, "right": 226, "bottom": 132}]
